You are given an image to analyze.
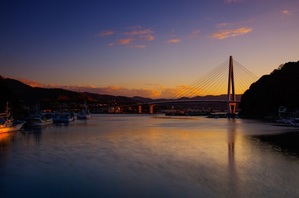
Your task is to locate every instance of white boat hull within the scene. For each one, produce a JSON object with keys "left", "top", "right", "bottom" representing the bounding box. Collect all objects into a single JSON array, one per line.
[
  {"left": 0, "top": 122, "right": 26, "bottom": 134},
  {"left": 28, "top": 119, "right": 53, "bottom": 127}
]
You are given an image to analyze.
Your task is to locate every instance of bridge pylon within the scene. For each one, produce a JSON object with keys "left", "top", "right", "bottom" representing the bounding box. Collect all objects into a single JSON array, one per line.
[
  {"left": 138, "top": 105, "right": 142, "bottom": 114},
  {"left": 149, "top": 104, "right": 154, "bottom": 114},
  {"left": 227, "top": 56, "right": 237, "bottom": 116}
]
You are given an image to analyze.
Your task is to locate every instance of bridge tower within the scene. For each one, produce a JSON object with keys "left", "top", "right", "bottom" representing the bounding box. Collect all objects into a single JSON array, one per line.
[{"left": 227, "top": 56, "right": 237, "bottom": 115}]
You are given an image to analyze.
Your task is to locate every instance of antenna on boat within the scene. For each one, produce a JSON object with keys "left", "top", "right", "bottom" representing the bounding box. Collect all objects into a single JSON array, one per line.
[{"left": 5, "top": 101, "right": 10, "bottom": 116}]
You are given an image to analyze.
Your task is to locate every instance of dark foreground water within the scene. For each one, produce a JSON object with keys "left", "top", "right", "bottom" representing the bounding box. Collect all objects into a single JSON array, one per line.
[{"left": 1, "top": 115, "right": 299, "bottom": 198}]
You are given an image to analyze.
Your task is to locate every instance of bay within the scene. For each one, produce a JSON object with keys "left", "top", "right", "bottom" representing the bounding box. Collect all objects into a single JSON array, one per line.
[{"left": 0, "top": 114, "right": 299, "bottom": 198}]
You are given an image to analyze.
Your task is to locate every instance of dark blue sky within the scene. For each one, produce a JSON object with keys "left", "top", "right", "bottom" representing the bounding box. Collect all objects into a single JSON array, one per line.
[{"left": 1, "top": 0, "right": 299, "bottom": 98}]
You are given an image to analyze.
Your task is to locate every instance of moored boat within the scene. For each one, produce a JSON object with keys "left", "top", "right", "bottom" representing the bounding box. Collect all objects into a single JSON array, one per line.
[
  {"left": 51, "top": 111, "right": 75, "bottom": 123},
  {"left": 59, "top": 113, "right": 75, "bottom": 123},
  {"left": 27, "top": 114, "right": 53, "bottom": 127},
  {"left": 51, "top": 113, "right": 61, "bottom": 123},
  {"left": 288, "top": 117, "right": 299, "bottom": 127},
  {"left": 77, "top": 102, "right": 91, "bottom": 119},
  {"left": 0, "top": 103, "right": 26, "bottom": 133},
  {"left": 0, "top": 117, "right": 26, "bottom": 133},
  {"left": 0, "top": 121, "right": 25, "bottom": 133},
  {"left": 77, "top": 110, "right": 91, "bottom": 119}
]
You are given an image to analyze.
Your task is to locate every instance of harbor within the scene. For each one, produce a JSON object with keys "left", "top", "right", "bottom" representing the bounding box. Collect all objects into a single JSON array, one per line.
[{"left": 1, "top": 115, "right": 299, "bottom": 197}]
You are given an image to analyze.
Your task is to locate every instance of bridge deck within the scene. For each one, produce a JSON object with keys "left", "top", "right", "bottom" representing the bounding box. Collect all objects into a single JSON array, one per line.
[{"left": 149, "top": 99, "right": 240, "bottom": 105}]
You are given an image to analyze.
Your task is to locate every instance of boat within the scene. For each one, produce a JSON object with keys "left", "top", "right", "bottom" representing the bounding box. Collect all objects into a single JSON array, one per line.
[
  {"left": 27, "top": 114, "right": 53, "bottom": 127},
  {"left": 77, "top": 102, "right": 91, "bottom": 119},
  {"left": 288, "top": 117, "right": 299, "bottom": 127},
  {"left": 59, "top": 113, "right": 75, "bottom": 123},
  {"left": 0, "top": 103, "right": 26, "bottom": 133},
  {"left": 0, "top": 116, "right": 26, "bottom": 133},
  {"left": 275, "top": 116, "right": 299, "bottom": 127},
  {"left": 51, "top": 113, "right": 61, "bottom": 123},
  {"left": 77, "top": 109, "right": 91, "bottom": 119},
  {"left": 51, "top": 112, "right": 75, "bottom": 123}
]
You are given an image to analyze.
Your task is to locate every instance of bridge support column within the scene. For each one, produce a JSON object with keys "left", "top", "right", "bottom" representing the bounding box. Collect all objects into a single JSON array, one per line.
[
  {"left": 149, "top": 104, "right": 154, "bottom": 114},
  {"left": 138, "top": 105, "right": 142, "bottom": 114},
  {"left": 227, "top": 56, "right": 237, "bottom": 116},
  {"left": 228, "top": 102, "right": 237, "bottom": 115}
]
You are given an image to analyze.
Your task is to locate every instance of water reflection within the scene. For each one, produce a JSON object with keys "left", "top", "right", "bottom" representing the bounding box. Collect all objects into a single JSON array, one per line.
[
  {"left": 0, "top": 132, "right": 16, "bottom": 193},
  {"left": 0, "top": 132, "right": 15, "bottom": 152},
  {"left": 227, "top": 119, "right": 236, "bottom": 164},
  {"left": 226, "top": 119, "right": 239, "bottom": 197},
  {"left": 250, "top": 130, "right": 299, "bottom": 158},
  {"left": 1, "top": 116, "right": 299, "bottom": 198},
  {"left": 21, "top": 122, "right": 79, "bottom": 147},
  {"left": 22, "top": 126, "right": 43, "bottom": 147}
]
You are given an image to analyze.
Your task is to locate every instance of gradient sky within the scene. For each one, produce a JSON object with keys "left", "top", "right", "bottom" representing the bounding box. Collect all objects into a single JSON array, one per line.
[{"left": 1, "top": 0, "right": 299, "bottom": 98}]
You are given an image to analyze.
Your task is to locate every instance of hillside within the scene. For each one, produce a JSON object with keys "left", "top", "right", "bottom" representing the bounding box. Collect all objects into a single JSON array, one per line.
[
  {"left": 239, "top": 61, "right": 299, "bottom": 118},
  {"left": 0, "top": 76, "right": 138, "bottom": 113}
]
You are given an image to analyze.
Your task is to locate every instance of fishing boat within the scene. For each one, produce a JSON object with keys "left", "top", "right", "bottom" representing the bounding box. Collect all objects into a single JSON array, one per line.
[
  {"left": 59, "top": 113, "right": 75, "bottom": 123},
  {"left": 77, "top": 109, "right": 91, "bottom": 119},
  {"left": 288, "top": 117, "right": 299, "bottom": 127},
  {"left": 51, "top": 113, "right": 61, "bottom": 123},
  {"left": 0, "top": 116, "right": 25, "bottom": 133},
  {"left": 27, "top": 114, "right": 53, "bottom": 127},
  {"left": 0, "top": 103, "right": 26, "bottom": 133},
  {"left": 77, "top": 102, "right": 91, "bottom": 119}
]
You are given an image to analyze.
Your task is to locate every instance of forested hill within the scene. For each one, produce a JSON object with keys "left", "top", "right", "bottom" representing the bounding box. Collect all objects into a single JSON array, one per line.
[
  {"left": 0, "top": 76, "right": 138, "bottom": 111},
  {"left": 239, "top": 61, "right": 299, "bottom": 118}
]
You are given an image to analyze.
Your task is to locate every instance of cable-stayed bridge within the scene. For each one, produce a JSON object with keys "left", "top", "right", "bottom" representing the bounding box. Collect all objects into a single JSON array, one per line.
[{"left": 139, "top": 56, "right": 258, "bottom": 115}]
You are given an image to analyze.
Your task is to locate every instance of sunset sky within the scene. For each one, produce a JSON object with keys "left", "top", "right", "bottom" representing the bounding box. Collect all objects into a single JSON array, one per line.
[{"left": 1, "top": 0, "right": 299, "bottom": 98}]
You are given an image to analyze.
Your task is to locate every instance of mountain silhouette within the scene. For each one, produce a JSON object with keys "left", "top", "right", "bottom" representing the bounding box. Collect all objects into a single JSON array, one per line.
[
  {"left": 239, "top": 61, "right": 299, "bottom": 118},
  {"left": 0, "top": 76, "right": 138, "bottom": 116}
]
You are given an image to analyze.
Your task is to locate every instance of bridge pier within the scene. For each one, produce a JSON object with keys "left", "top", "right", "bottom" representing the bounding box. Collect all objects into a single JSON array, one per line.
[
  {"left": 228, "top": 101, "right": 237, "bottom": 115},
  {"left": 137, "top": 105, "right": 155, "bottom": 114},
  {"left": 138, "top": 105, "right": 142, "bottom": 114},
  {"left": 149, "top": 104, "right": 154, "bottom": 114}
]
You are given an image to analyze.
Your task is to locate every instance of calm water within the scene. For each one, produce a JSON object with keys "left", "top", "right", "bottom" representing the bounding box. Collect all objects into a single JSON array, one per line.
[{"left": 0, "top": 115, "right": 299, "bottom": 198}]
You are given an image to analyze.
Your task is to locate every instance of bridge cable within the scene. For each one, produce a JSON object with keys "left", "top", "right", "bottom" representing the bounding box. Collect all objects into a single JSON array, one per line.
[
  {"left": 173, "top": 60, "right": 228, "bottom": 99},
  {"left": 170, "top": 58, "right": 259, "bottom": 99}
]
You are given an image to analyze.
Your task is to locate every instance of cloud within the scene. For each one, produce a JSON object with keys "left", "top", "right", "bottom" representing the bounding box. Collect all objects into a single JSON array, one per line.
[
  {"left": 125, "top": 26, "right": 155, "bottom": 41},
  {"left": 125, "top": 28, "right": 153, "bottom": 36},
  {"left": 281, "top": 10, "right": 291, "bottom": 15},
  {"left": 216, "top": 23, "right": 229, "bottom": 28},
  {"left": 96, "top": 30, "right": 114, "bottom": 37},
  {"left": 16, "top": 77, "right": 191, "bottom": 99},
  {"left": 189, "top": 29, "right": 200, "bottom": 38},
  {"left": 118, "top": 38, "right": 134, "bottom": 45},
  {"left": 210, "top": 27, "right": 252, "bottom": 39},
  {"left": 65, "top": 85, "right": 177, "bottom": 99},
  {"left": 166, "top": 38, "right": 181, "bottom": 43},
  {"left": 224, "top": 0, "right": 243, "bottom": 4},
  {"left": 143, "top": 34, "right": 155, "bottom": 41},
  {"left": 16, "top": 78, "right": 46, "bottom": 87},
  {"left": 99, "top": 26, "right": 155, "bottom": 48}
]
